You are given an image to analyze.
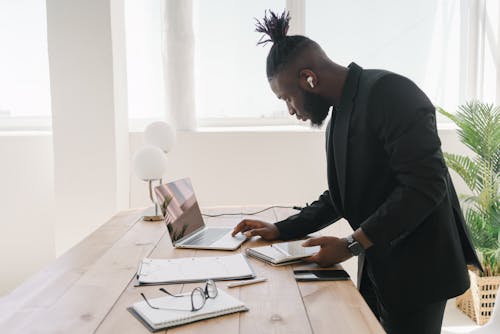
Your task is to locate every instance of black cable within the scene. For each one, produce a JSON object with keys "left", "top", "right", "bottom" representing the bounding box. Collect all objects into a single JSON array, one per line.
[{"left": 201, "top": 205, "right": 302, "bottom": 218}]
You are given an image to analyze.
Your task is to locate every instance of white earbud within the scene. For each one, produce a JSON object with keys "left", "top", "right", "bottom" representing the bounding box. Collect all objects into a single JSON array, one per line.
[{"left": 307, "top": 76, "right": 315, "bottom": 88}]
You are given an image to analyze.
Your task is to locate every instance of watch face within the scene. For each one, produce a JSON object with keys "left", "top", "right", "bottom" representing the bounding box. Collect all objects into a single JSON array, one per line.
[{"left": 348, "top": 241, "right": 363, "bottom": 256}]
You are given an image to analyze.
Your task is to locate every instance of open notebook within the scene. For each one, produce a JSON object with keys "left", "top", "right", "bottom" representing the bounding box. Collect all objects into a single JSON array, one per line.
[
  {"left": 246, "top": 240, "right": 320, "bottom": 266},
  {"left": 128, "top": 289, "right": 248, "bottom": 332}
]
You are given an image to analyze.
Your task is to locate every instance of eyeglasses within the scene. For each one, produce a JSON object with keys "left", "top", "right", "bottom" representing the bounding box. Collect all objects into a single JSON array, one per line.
[{"left": 140, "top": 280, "right": 218, "bottom": 312}]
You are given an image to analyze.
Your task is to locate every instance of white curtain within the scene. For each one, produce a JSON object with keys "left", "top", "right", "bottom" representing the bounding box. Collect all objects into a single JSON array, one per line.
[
  {"left": 463, "top": 0, "right": 500, "bottom": 105},
  {"left": 162, "top": 0, "right": 197, "bottom": 131},
  {"left": 467, "top": 0, "right": 500, "bottom": 105},
  {"left": 423, "top": 0, "right": 500, "bottom": 115}
]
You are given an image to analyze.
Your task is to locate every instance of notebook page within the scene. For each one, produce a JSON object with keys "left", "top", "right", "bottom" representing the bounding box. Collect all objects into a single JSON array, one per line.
[{"left": 138, "top": 253, "right": 253, "bottom": 283}]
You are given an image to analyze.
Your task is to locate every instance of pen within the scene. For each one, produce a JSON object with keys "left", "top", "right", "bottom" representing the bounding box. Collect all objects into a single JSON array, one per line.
[{"left": 227, "top": 278, "right": 267, "bottom": 288}]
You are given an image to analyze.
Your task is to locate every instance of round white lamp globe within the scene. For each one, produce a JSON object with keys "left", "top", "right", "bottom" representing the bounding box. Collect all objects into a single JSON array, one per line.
[
  {"left": 144, "top": 121, "right": 176, "bottom": 153},
  {"left": 132, "top": 145, "right": 168, "bottom": 181}
]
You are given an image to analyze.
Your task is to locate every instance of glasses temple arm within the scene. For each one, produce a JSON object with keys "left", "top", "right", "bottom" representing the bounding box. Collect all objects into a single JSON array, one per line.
[{"left": 140, "top": 292, "right": 159, "bottom": 310}]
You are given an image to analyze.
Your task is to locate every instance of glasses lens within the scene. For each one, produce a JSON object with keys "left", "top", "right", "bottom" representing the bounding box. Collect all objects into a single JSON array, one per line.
[
  {"left": 191, "top": 287, "right": 206, "bottom": 310},
  {"left": 206, "top": 280, "right": 218, "bottom": 298}
]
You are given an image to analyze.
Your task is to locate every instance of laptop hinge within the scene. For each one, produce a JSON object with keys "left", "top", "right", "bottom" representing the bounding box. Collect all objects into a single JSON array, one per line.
[{"left": 173, "top": 225, "right": 206, "bottom": 246}]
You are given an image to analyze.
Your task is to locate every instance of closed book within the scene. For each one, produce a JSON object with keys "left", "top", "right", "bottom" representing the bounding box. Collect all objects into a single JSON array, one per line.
[{"left": 128, "top": 289, "right": 248, "bottom": 332}]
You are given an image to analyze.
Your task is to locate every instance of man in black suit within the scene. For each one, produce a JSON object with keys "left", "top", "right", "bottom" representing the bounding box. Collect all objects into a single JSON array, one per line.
[{"left": 232, "top": 10, "right": 481, "bottom": 334}]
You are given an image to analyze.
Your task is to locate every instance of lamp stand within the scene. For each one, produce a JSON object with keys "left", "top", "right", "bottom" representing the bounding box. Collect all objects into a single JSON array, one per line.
[{"left": 142, "top": 179, "right": 164, "bottom": 222}]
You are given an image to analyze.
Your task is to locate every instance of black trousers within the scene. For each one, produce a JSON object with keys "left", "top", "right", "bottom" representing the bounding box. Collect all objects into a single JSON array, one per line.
[{"left": 359, "top": 269, "right": 447, "bottom": 334}]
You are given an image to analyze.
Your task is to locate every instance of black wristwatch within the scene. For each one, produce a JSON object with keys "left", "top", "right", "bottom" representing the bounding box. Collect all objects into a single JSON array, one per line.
[{"left": 345, "top": 234, "right": 364, "bottom": 256}]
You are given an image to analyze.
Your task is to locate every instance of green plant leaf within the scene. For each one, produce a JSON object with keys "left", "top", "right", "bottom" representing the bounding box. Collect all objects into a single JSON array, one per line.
[
  {"left": 436, "top": 106, "right": 459, "bottom": 124},
  {"left": 443, "top": 152, "right": 480, "bottom": 192},
  {"left": 438, "top": 101, "right": 500, "bottom": 276},
  {"left": 460, "top": 194, "right": 479, "bottom": 205}
]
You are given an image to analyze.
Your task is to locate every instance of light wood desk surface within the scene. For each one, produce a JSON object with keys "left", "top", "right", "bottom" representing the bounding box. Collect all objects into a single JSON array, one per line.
[{"left": 0, "top": 207, "right": 384, "bottom": 333}]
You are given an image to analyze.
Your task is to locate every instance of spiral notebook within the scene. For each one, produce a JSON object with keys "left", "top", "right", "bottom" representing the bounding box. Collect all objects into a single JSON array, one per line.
[{"left": 128, "top": 289, "right": 248, "bottom": 332}]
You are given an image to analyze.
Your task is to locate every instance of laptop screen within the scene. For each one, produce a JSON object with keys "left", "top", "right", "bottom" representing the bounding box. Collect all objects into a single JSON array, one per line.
[{"left": 154, "top": 178, "right": 205, "bottom": 243}]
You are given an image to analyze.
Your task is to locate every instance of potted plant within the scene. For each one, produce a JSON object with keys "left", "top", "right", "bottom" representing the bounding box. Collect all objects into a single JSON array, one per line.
[{"left": 437, "top": 101, "right": 500, "bottom": 325}]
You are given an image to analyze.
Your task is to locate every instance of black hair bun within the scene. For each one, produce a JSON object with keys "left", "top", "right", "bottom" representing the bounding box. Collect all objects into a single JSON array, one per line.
[{"left": 255, "top": 10, "right": 291, "bottom": 45}]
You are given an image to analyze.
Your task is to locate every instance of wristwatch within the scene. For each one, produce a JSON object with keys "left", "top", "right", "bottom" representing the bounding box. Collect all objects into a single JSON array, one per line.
[{"left": 345, "top": 234, "right": 364, "bottom": 256}]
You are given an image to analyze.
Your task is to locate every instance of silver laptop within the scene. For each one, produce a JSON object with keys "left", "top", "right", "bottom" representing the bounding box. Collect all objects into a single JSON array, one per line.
[{"left": 154, "top": 178, "right": 247, "bottom": 250}]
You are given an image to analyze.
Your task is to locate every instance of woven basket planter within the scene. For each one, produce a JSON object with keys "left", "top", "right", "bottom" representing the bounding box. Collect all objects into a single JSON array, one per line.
[{"left": 456, "top": 270, "right": 500, "bottom": 325}]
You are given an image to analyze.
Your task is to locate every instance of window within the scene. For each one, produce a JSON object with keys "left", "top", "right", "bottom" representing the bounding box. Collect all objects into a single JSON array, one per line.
[
  {"left": 193, "top": 0, "right": 287, "bottom": 121},
  {"left": 306, "top": 0, "right": 461, "bottom": 118},
  {"left": 124, "top": 0, "right": 499, "bottom": 127},
  {"left": 480, "top": 0, "right": 499, "bottom": 104},
  {"left": 0, "top": 0, "right": 51, "bottom": 126},
  {"left": 125, "top": 0, "right": 165, "bottom": 120}
]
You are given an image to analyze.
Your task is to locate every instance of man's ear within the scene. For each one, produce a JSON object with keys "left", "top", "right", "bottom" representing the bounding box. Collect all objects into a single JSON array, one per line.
[{"left": 299, "top": 69, "right": 317, "bottom": 90}]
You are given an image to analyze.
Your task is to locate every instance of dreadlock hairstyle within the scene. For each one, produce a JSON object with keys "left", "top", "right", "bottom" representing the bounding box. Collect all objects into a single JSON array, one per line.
[{"left": 255, "top": 10, "right": 315, "bottom": 79}]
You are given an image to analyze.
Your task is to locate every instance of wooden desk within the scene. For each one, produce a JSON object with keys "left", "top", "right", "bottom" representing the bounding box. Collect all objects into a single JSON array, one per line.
[{"left": 0, "top": 207, "right": 384, "bottom": 333}]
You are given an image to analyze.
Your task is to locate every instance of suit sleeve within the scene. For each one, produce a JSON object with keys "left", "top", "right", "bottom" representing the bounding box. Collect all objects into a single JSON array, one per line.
[
  {"left": 274, "top": 190, "right": 341, "bottom": 240},
  {"left": 360, "top": 74, "right": 448, "bottom": 247}
]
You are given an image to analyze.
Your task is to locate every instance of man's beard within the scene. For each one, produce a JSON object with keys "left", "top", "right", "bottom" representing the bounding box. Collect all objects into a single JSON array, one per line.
[{"left": 301, "top": 89, "right": 331, "bottom": 127}]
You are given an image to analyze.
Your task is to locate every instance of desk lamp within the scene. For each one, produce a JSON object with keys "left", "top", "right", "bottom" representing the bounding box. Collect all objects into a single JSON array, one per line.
[
  {"left": 133, "top": 145, "right": 168, "bottom": 221},
  {"left": 144, "top": 121, "right": 176, "bottom": 153}
]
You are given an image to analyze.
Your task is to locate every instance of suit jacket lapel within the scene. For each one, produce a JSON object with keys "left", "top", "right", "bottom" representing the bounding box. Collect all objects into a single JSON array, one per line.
[
  {"left": 333, "top": 63, "right": 362, "bottom": 209},
  {"left": 326, "top": 119, "right": 342, "bottom": 215}
]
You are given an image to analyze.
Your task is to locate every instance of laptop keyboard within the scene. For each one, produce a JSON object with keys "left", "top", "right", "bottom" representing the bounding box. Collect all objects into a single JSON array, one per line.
[{"left": 184, "top": 228, "right": 231, "bottom": 246}]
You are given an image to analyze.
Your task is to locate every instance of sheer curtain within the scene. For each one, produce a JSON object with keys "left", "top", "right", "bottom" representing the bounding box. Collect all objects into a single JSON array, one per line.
[
  {"left": 162, "top": 0, "right": 196, "bottom": 130},
  {"left": 426, "top": 0, "right": 500, "bottom": 114},
  {"left": 422, "top": 0, "right": 462, "bottom": 116},
  {"left": 463, "top": 0, "right": 500, "bottom": 105},
  {"left": 304, "top": 0, "right": 499, "bottom": 120}
]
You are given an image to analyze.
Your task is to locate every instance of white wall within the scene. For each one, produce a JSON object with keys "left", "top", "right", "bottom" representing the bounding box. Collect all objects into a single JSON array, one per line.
[
  {"left": 0, "top": 127, "right": 470, "bottom": 296},
  {"left": 130, "top": 128, "right": 470, "bottom": 209},
  {"left": 46, "top": 0, "right": 130, "bottom": 254},
  {"left": 0, "top": 134, "right": 55, "bottom": 296},
  {"left": 130, "top": 128, "right": 328, "bottom": 208}
]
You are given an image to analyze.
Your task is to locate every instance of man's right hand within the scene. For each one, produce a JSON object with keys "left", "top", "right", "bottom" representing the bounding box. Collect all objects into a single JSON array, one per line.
[{"left": 231, "top": 219, "right": 280, "bottom": 241}]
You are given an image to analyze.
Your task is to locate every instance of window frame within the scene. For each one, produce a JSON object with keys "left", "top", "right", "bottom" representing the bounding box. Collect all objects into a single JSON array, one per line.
[{"left": 0, "top": 116, "right": 52, "bottom": 132}]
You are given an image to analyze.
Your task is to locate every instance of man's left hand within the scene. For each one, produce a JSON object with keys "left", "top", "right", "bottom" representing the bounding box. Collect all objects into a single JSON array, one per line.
[{"left": 302, "top": 236, "right": 352, "bottom": 267}]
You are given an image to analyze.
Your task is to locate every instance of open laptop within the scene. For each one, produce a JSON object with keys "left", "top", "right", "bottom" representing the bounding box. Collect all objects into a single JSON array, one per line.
[{"left": 154, "top": 178, "right": 247, "bottom": 250}]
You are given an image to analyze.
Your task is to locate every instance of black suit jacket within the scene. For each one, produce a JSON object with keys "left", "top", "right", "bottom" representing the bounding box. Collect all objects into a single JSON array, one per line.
[{"left": 275, "top": 63, "right": 481, "bottom": 310}]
